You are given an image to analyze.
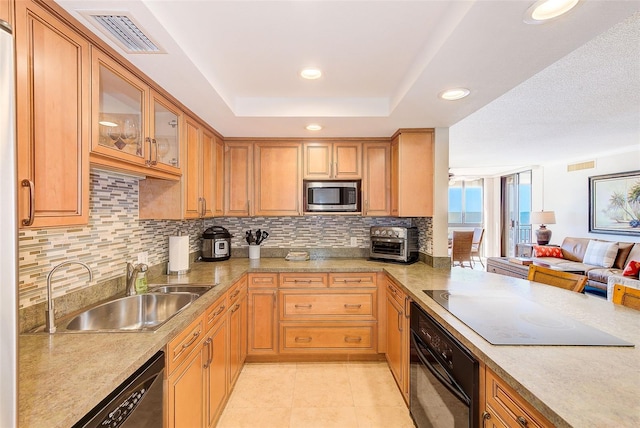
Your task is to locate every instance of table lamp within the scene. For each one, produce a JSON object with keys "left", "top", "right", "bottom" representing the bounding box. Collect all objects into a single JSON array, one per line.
[{"left": 530, "top": 211, "right": 556, "bottom": 245}]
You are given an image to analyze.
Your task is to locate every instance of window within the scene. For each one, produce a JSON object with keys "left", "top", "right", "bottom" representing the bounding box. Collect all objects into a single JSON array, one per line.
[{"left": 449, "top": 178, "right": 483, "bottom": 226}]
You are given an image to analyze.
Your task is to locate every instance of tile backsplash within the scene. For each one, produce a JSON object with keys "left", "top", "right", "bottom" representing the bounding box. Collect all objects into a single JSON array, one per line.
[{"left": 18, "top": 170, "right": 433, "bottom": 310}]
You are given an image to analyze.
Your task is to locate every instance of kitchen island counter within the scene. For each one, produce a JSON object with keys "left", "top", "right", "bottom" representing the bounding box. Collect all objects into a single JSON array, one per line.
[{"left": 19, "top": 258, "right": 640, "bottom": 427}]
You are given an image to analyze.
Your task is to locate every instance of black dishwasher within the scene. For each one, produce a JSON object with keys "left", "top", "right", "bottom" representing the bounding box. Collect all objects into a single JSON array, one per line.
[
  {"left": 73, "top": 351, "right": 164, "bottom": 428},
  {"left": 410, "top": 302, "right": 479, "bottom": 428}
]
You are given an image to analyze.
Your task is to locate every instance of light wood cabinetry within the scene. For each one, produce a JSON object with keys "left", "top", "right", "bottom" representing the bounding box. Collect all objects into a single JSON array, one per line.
[
  {"left": 228, "top": 275, "right": 248, "bottom": 387},
  {"left": 90, "top": 49, "right": 181, "bottom": 179},
  {"left": 278, "top": 272, "right": 378, "bottom": 355},
  {"left": 390, "top": 129, "right": 434, "bottom": 217},
  {"left": 247, "top": 273, "right": 279, "bottom": 356},
  {"left": 362, "top": 142, "right": 391, "bottom": 216},
  {"left": 483, "top": 367, "right": 553, "bottom": 428},
  {"left": 15, "top": 0, "right": 90, "bottom": 228},
  {"left": 166, "top": 315, "right": 206, "bottom": 428},
  {"left": 204, "top": 310, "right": 228, "bottom": 428},
  {"left": 385, "top": 276, "right": 410, "bottom": 404},
  {"left": 1, "top": 0, "right": 13, "bottom": 26},
  {"left": 303, "top": 141, "right": 362, "bottom": 179},
  {"left": 254, "top": 141, "right": 303, "bottom": 216},
  {"left": 224, "top": 141, "right": 253, "bottom": 216},
  {"left": 138, "top": 117, "right": 222, "bottom": 220}
]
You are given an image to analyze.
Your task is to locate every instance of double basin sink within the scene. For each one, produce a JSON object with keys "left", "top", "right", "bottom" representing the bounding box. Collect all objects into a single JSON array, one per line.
[{"left": 45, "top": 285, "right": 215, "bottom": 333}]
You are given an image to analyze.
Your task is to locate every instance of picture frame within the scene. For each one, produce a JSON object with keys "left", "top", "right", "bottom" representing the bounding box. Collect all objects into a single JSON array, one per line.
[{"left": 589, "top": 170, "right": 640, "bottom": 236}]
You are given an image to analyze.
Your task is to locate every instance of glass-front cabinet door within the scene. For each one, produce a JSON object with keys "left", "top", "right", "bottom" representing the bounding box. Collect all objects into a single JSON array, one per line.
[
  {"left": 149, "top": 91, "right": 181, "bottom": 173},
  {"left": 92, "top": 51, "right": 148, "bottom": 164},
  {"left": 91, "top": 50, "right": 181, "bottom": 177}
]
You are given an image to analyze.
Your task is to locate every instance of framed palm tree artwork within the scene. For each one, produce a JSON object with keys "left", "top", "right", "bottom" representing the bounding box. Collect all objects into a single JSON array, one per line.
[{"left": 589, "top": 170, "right": 640, "bottom": 236}]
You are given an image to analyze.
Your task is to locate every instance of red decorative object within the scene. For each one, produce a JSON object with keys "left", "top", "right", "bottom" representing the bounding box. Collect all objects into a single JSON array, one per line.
[
  {"left": 623, "top": 260, "right": 640, "bottom": 277},
  {"left": 533, "top": 245, "right": 563, "bottom": 258}
]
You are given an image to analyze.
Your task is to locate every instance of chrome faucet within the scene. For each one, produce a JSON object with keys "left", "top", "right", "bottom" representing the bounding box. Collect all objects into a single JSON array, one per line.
[
  {"left": 46, "top": 261, "right": 93, "bottom": 334},
  {"left": 126, "top": 262, "right": 148, "bottom": 296}
]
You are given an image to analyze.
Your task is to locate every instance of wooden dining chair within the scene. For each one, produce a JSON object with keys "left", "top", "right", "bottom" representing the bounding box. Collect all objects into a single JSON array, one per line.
[
  {"left": 527, "top": 265, "right": 587, "bottom": 293},
  {"left": 470, "top": 227, "right": 485, "bottom": 267},
  {"left": 450, "top": 230, "right": 474, "bottom": 268},
  {"left": 612, "top": 284, "right": 640, "bottom": 310}
]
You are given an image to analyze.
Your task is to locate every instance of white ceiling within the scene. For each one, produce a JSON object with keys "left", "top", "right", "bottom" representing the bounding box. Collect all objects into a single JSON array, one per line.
[{"left": 56, "top": 0, "right": 640, "bottom": 176}]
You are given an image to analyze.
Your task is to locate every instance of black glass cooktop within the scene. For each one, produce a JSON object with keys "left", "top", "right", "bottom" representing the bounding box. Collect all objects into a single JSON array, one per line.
[{"left": 423, "top": 290, "right": 633, "bottom": 347}]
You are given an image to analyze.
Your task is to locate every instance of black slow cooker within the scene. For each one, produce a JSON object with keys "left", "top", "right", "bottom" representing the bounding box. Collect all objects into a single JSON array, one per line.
[{"left": 201, "top": 226, "right": 231, "bottom": 261}]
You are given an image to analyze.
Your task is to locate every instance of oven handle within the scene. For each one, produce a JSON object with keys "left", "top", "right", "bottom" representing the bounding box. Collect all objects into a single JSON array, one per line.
[{"left": 411, "top": 331, "right": 470, "bottom": 406}]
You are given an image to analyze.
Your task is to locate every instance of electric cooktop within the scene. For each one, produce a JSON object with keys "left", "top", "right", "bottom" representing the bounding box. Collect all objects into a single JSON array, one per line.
[{"left": 423, "top": 290, "right": 633, "bottom": 347}]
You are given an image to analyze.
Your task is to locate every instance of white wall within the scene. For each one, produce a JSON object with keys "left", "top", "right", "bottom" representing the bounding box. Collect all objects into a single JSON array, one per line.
[{"left": 541, "top": 148, "right": 640, "bottom": 245}]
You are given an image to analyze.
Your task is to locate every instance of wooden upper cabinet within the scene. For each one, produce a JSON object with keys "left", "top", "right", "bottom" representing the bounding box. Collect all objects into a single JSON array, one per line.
[
  {"left": 201, "top": 128, "right": 216, "bottom": 218},
  {"left": 15, "top": 0, "right": 90, "bottom": 228},
  {"left": 225, "top": 141, "right": 253, "bottom": 216},
  {"left": 254, "top": 141, "right": 303, "bottom": 216},
  {"left": 90, "top": 49, "right": 181, "bottom": 179},
  {"left": 362, "top": 142, "right": 391, "bottom": 216},
  {"left": 390, "top": 129, "right": 434, "bottom": 217},
  {"left": 183, "top": 117, "right": 202, "bottom": 218},
  {"left": 1, "top": 0, "right": 13, "bottom": 27},
  {"left": 303, "top": 141, "right": 361, "bottom": 179},
  {"left": 214, "top": 137, "right": 224, "bottom": 216}
]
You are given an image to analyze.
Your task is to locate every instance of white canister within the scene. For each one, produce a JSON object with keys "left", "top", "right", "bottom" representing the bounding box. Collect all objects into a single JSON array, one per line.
[{"left": 248, "top": 245, "right": 261, "bottom": 260}]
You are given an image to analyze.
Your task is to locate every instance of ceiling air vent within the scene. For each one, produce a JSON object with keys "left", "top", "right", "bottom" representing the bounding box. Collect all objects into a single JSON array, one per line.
[
  {"left": 84, "top": 12, "right": 164, "bottom": 54},
  {"left": 567, "top": 160, "right": 596, "bottom": 172}
]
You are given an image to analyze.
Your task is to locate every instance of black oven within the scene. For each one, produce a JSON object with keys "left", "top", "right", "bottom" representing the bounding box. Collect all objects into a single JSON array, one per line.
[{"left": 410, "top": 302, "right": 478, "bottom": 428}]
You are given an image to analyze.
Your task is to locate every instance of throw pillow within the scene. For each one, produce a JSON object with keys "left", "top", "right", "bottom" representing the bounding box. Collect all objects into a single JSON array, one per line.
[
  {"left": 623, "top": 260, "right": 640, "bottom": 278},
  {"left": 582, "top": 241, "right": 618, "bottom": 268},
  {"left": 533, "top": 245, "right": 563, "bottom": 258}
]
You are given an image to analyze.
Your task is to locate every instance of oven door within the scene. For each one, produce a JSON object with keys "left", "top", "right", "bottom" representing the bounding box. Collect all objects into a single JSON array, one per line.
[
  {"left": 410, "top": 331, "right": 471, "bottom": 427},
  {"left": 370, "top": 237, "right": 405, "bottom": 261}
]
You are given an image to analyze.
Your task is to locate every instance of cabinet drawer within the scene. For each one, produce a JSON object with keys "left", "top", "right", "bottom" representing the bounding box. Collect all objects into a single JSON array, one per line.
[
  {"left": 228, "top": 275, "right": 248, "bottom": 305},
  {"left": 280, "top": 273, "right": 328, "bottom": 288},
  {"left": 280, "top": 290, "right": 375, "bottom": 320},
  {"left": 248, "top": 273, "right": 278, "bottom": 288},
  {"left": 329, "top": 272, "right": 376, "bottom": 288},
  {"left": 280, "top": 323, "right": 376, "bottom": 352},
  {"left": 386, "top": 279, "right": 406, "bottom": 306},
  {"left": 166, "top": 315, "right": 204, "bottom": 375},
  {"left": 485, "top": 367, "right": 552, "bottom": 428},
  {"left": 205, "top": 294, "right": 228, "bottom": 331}
]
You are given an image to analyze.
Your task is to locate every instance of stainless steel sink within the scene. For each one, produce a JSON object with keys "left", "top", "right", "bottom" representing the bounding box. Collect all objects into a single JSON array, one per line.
[
  {"left": 149, "top": 284, "right": 215, "bottom": 296},
  {"left": 63, "top": 293, "right": 198, "bottom": 332}
]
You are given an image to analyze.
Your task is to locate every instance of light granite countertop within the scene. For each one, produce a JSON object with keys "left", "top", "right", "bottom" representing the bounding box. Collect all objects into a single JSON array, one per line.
[{"left": 19, "top": 258, "right": 640, "bottom": 427}]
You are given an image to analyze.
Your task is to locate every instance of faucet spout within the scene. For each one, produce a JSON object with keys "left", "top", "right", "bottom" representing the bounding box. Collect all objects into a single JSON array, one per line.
[{"left": 46, "top": 261, "right": 93, "bottom": 334}]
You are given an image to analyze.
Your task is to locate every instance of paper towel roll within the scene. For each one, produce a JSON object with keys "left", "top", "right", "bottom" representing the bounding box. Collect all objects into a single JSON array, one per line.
[{"left": 169, "top": 236, "right": 190, "bottom": 274}]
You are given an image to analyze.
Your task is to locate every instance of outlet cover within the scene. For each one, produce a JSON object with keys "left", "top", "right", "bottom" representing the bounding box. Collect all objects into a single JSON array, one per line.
[
  {"left": 137, "top": 251, "right": 149, "bottom": 264},
  {"left": 350, "top": 237, "right": 358, "bottom": 247}
]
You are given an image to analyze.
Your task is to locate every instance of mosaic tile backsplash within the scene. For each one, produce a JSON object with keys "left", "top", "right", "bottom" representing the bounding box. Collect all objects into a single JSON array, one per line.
[{"left": 18, "top": 170, "right": 432, "bottom": 309}]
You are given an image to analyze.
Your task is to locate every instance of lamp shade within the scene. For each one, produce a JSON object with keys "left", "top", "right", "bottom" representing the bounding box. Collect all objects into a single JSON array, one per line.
[{"left": 530, "top": 211, "right": 556, "bottom": 225}]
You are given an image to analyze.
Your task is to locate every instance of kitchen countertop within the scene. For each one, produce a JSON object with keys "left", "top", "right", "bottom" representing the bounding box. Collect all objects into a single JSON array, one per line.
[{"left": 19, "top": 258, "right": 640, "bottom": 427}]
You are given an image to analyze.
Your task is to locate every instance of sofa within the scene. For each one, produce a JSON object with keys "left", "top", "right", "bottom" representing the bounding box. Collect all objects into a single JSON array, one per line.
[{"left": 529, "top": 237, "right": 640, "bottom": 299}]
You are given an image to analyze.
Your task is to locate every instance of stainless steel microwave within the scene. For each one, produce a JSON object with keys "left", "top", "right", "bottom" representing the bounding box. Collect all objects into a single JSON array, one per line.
[{"left": 304, "top": 181, "right": 360, "bottom": 212}]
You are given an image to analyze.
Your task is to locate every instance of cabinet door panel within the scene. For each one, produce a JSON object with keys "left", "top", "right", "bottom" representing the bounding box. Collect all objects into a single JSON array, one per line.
[
  {"left": 254, "top": 142, "right": 302, "bottom": 216},
  {"left": 184, "top": 117, "right": 201, "bottom": 218},
  {"left": 363, "top": 142, "right": 390, "bottom": 216},
  {"left": 150, "top": 90, "right": 181, "bottom": 172},
  {"left": 225, "top": 141, "right": 252, "bottom": 216},
  {"left": 303, "top": 142, "right": 331, "bottom": 178},
  {"left": 16, "top": 1, "right": 89, "bottom": 227},
  {"left": 167, "top": 347, "right": 205, "bottom": 428},
  {"left": 201, "top": 128, "right": 215, "bottom": 217},
  {"left": 214, "top": 136, "right": 224, "bottom": 216},
  {"left": 1, "top": 0, "right": 13, "bottom": 27},
  {"left": 205, "top": 319, "right": 228, "bottom": 428},
  {"left": 333, "top": 142, "right": 361, "bottom": 178},
  {"left": 248, "top": 289, "right": 278, "bottom": 354}
]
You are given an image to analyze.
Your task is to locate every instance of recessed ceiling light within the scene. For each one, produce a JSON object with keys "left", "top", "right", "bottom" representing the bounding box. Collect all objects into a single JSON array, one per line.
[
  {"left": 306, "top": 124, "right": 322, "bottom": 131},
  {"left": 524, "top": 0, "right": 580, "bottom": 24},
  {"left": 300, "top": 68, "right": 322, "bottom": 80},
  {"left": 439, "top": 88, "right": 470, "bottom": 101}
]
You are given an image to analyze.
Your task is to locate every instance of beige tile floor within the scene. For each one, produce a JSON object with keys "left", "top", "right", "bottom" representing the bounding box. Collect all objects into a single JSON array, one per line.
[{"left": 217, "top": 361, "right": 415, "bottom": 428}]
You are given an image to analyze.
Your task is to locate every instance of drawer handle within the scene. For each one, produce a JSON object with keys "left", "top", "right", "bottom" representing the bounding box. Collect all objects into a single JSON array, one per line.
[
  {"left": 203, "top": 338, "right": 212, "bottom": 369},
  {"left": 230, "top": 289, "right": 240, "bottom": 298},
  {"left": 344, "top": 336, "right": 362, "bottom": 343},
  {"left": 230, "top": 303, "right": 240, "bottom": 313},
  {"left": 387, "top": 284, "right": 397, "bottom": 295},
  {"left": 516, "top": 416, "right": 528, "bottom": 427},
  {"left": 294, "top": 336, "right": 312, "bottom": 343},
  {"left": 181, "top": 330, "right": 201, "bottom": 350},
  {"left": 294, "top": 304, "right": 312, "bottom": 309},
  {"left": 339, "top": 279, "right": 363, "bottom": 283},
  {"left": 212, "top": 305, "right": 226, "bottom": 317},
  {"left": 293, "top": 279, "right": 315, "bottom": 283},
  {"left": 344, "top": 304, "right": 362, "bottom": 309}
]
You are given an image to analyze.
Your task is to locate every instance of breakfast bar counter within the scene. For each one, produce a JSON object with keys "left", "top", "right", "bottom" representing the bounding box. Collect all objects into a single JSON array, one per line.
[{"left": 19, "top": 259, "right": 640, "bottom": 427}]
